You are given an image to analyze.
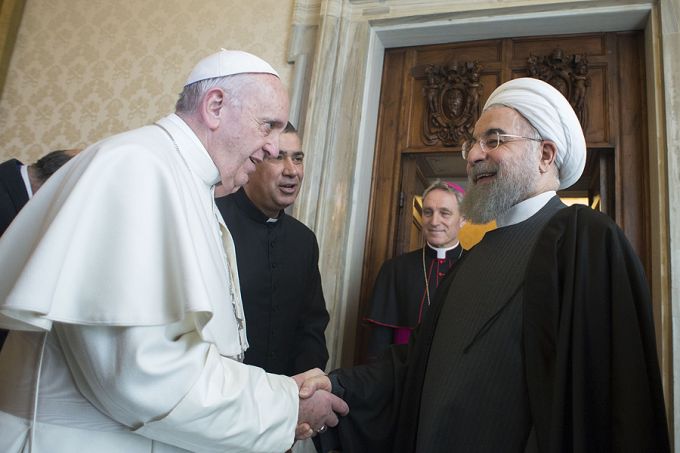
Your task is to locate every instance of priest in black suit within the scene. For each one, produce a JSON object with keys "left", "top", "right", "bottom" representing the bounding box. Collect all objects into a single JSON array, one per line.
[
  {"left": 215, "top": 122, "right": 329, "bottom": 377},
  {"left": 297, "top": 78, "right": 669, "bottom": 452}
]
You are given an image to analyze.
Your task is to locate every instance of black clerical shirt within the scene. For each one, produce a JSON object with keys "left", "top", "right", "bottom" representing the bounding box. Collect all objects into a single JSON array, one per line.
[{"left": 216, "top": 188, "right": 329, "bottom": 375}]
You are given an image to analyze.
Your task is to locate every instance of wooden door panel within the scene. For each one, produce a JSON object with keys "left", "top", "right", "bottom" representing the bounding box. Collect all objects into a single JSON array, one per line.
[
  {"left": 511, "top": 35, "right": 607, "bottom": 59},
  {"left": 394, "top": 155, "right": 425, "bottom": 255},
  {"left": 413, "top": 40, "right": 503, "bottom": 66},
  {"left": 510, "top": 35, "right": 614, "bottom": 147},
  {"left": 364, "top": 49, "right": 407, "bottom": 281},
  {"left": 616, "top": 32, "right": 649, "bottom": 272},
  {"left": 509, "top": 65, "right": 611, "bottom": 144}
]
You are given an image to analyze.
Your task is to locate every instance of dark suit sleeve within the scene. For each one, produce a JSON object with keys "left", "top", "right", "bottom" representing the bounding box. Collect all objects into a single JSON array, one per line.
[
  {"left": 291, "top": 235, "right": 330, "bottom": 374},
  {"left": 523, "top": 206, "right": 669, "bottom": 452},
  {"left": 365, "top": 324, "right": 393, "bottom": 363},
  {"left": 328, "top": 253, "right": 462, "bottom": 453},
  {"left": 329, "top": 341, "right": 411, "bottom": 453}
]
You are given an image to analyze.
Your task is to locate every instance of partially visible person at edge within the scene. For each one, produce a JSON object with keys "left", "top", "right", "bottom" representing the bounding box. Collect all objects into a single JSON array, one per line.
[
  {"left": 216, "top": 122, "right": 331, "bottom": 453},
  {"left": 0, "top": 49, "right": 347, "bottom": 453},
  {"left": 364, "top": 180, "right": 464, "bottom": 362},
  {"left": 297, "top": 77, "right": 669, "bottom": 452},
  {"left": 0, "top": 148, "right": 80, "bottom": 349},
  {"left": 0, "top": 148, "right": 80, "bottom": 236}
]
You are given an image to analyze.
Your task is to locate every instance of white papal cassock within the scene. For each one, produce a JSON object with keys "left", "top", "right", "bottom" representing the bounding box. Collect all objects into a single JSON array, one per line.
[{"left": 0, "top": 114, "right": 299, "bottom": 452}]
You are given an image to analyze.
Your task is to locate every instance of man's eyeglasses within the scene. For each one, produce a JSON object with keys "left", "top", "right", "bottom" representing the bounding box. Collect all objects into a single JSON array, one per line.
[{"left": 461, "top": 131, "right": 542, "bottom": 160}]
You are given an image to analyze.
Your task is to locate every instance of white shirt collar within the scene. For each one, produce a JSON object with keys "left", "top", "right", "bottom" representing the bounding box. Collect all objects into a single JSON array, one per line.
[
  {"left": 426, "top": 241, "right": 460, "bottom": 259},
  {"left": 19, "top": 164, "right": 33, "bottom": 199},
  {"left": 496, "top": 191, "right": 556, "bottom": 228},
  {"left": 156, "top": 114, "right": 220, "bottom": 186}
]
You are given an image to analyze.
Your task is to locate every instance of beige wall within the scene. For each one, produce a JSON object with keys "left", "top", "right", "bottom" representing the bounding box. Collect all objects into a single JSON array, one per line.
[{"left": 0, "top": 0, "right": 293, "bottom": 163}]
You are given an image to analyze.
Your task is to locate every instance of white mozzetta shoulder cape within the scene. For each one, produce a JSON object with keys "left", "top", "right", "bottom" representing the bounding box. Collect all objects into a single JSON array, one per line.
[{"left": 0, "top": 114, "right": 249, "bottom": 356}]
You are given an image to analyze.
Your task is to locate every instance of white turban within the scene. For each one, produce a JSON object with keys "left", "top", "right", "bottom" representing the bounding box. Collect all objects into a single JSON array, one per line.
[
  {"left": 185, "top": 49, "right": 279, "bottom": 86},
  {"left": 483, "top": 77, "right": 586, "bottom": 189}
]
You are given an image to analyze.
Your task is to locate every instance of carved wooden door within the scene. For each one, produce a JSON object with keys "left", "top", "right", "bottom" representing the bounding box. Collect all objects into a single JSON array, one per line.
[
  {"left": 355, "top": 31, "right": 649, "bottom": 364},
  {"left": 394, "top": 155, "right": 427, "bottom": 255}
]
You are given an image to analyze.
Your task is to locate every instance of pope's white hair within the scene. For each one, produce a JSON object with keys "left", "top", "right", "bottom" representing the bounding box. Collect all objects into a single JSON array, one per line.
[{"left": 175, "top": 75, "right": 251, "bottom": 114}]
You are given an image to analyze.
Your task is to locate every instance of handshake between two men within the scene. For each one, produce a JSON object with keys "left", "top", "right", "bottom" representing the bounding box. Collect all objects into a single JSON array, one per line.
[{"left": 293, "top": 369, "right": 346, "bottom": 440}]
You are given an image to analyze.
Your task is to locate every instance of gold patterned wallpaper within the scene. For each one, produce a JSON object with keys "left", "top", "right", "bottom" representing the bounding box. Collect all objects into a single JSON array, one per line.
[{"left": 0, "top": 0, "right": 294, "bottom": 163}]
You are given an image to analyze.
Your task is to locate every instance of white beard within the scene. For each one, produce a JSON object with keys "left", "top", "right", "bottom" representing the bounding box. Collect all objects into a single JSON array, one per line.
[{"left": 461, "top": 147, "right": 540, "bottom": 224}]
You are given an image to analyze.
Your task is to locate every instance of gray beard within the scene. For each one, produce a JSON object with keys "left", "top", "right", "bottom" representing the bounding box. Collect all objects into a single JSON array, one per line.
[{"left": 461, "top": 155, "right": 539, "bottom": 224}]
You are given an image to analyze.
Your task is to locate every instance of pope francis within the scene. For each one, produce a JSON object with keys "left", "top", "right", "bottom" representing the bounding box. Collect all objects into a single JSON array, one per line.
[{"left": 0, "top": 50, "right": 347, "bottom": 453}]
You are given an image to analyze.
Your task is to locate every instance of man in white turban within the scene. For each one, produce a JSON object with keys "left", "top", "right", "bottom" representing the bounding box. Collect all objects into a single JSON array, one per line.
[
  {"left": 0, "top": 49, "right": 348, "bottom": 453},
  {"left": 297, "top": 77, "right": 669, "bottom": 452}
]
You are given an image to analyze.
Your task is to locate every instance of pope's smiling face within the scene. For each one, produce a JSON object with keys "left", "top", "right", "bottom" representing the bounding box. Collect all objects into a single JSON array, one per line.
[{"left": 244, "top": 131, "right": 304, "bottom": 218}]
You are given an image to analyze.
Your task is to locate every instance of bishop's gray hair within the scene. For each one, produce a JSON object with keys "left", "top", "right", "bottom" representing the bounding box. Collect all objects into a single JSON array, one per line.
[{"left": 423, "top": 179, "right": 465, "bottom": 206}]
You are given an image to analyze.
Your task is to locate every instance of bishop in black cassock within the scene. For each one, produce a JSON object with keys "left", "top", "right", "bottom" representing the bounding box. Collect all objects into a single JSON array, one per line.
[
  {"left": 315, "top": 77, "right": 669, "bottom": 452},
  {"left": 364, "top": 241, "right": 463, "bottom": 361},
  {"left": 364, "top": 181, "right": 465, "bottom": 362}
]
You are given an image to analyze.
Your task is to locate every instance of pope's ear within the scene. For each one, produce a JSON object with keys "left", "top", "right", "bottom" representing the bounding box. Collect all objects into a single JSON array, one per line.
[
  {"left": 199, "top": 87, "right": 225, "bottom": 130},
  {"left": 539, "top": 140, "right": 557, "bottom": 173}
]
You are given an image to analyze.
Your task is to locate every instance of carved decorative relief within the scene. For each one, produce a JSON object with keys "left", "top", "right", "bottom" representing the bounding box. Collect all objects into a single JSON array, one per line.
[
  {"left": 422, "top": 61, "right": 482, "bottom": 147},
  {"left": 527, "top": 49, "right": 590, "bottom": 129}
]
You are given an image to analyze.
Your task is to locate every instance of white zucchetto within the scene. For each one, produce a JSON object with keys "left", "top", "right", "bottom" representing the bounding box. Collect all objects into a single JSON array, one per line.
[{"left": 185, "top": 49, "right": 279, "bottom": 86}]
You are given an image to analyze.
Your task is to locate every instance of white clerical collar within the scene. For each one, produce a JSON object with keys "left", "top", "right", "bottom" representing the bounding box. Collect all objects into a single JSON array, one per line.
[
  {"left": 157, "top": 114, "right": 220, "bottom": 186},
  {"left": 19, "top": 164, "right": 33, "bottom": 199},
  {"left": 496, "top": 191, "right": 556, "bottom": 228},
  {"left": 426, "top": 241, "right": 460, "bottom": 259}
]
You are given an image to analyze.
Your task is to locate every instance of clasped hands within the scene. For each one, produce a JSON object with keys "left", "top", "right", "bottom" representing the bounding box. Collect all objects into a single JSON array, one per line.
[{"left": 292, "top": 368, "right": 349, "bottom": 440}]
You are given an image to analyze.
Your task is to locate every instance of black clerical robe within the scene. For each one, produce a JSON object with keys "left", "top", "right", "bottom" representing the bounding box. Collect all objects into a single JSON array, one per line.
[
  {"left": 364, "top": 245, "right": 462, "bottom": 361},
  {"left": 216, "top": 188, "right": 329, "bottom": 376},
  {"left": 331, "top": 198, "right": 669, "bottom": 453},
  {"left": 0, "top": 159, "right": 28, "bottom": 237},
  {"left": 0, "top": 158, "right": 28, "bottom": 348}
]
